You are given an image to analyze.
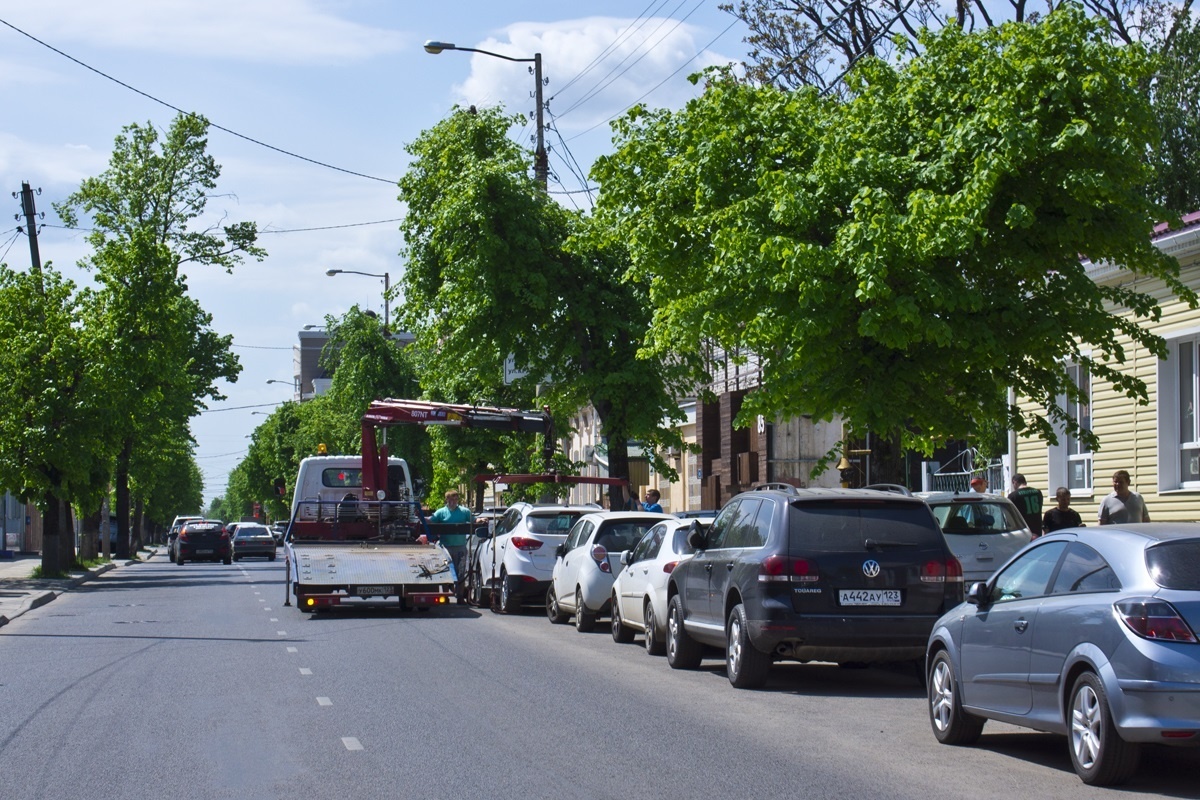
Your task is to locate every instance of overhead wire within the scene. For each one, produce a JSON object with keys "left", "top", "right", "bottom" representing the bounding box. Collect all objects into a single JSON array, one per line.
[
  {"left": 0, "top": 229, "right": 22, "bottom": 263},
  {"left": 552, "top": 0, "right": 668, "bottom": 97},
  {"left": 0, "top": 16, "right": 399, "bottom": 184}
]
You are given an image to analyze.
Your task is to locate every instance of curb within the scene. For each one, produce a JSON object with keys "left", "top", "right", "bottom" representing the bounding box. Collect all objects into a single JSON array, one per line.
[{"left": 0, "top": 550, "right": 156, "bottom": 628}]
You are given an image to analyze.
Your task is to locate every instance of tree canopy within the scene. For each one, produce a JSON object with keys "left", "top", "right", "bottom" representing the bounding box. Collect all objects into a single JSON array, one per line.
[{"left": 592, "top": 5, "right": 1194, "bottom": 455}]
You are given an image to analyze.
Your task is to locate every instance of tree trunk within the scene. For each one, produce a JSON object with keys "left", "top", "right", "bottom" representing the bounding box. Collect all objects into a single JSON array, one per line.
[
  {"left": 115, "top": 438, "right": 132, "bottom": 559},
  {"left": 79, "top": 507, "right": 101, "bottom": 561},
  {"left": 133, "top": 497, "right": 145, "bottom": 554},
  {"left": 61, "top": 503, "right": 76, "bottom": 573},
  {"left": 40, "top": 493, "right": 62, "bottom": 575}
]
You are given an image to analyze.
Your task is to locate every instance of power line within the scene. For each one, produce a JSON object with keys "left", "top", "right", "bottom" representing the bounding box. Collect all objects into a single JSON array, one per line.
[
  {"left": 230, "top": 344, "right": 293, "bottom": 351},
  {"left": 199, "top": 401, "right": 285, "bottom": 413},
  {"left": 0, "top": 16, "right": 398, "bottom": 184},
  {"left": 553, "top": 0, "right": 669, "bottom": 97},
  {"left": 260, "top": 218, "right": 402, "bottom": 234}
]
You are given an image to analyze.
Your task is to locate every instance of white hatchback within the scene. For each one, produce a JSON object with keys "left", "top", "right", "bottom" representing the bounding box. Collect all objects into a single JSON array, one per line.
[
  {"left": 917, "top": 491, "right": 1034, "bottom": 583},
  {"left": 610, "top": 518, "right": 704, "bottom": 654},
  {"left": 547, "top": 511, "right": 673, "bottom": 632}
]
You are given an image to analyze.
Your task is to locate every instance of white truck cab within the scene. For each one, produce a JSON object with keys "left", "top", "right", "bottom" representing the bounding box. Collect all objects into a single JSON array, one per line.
[{"left": 290, "top": 455, "right": 414, "bottom": 522}]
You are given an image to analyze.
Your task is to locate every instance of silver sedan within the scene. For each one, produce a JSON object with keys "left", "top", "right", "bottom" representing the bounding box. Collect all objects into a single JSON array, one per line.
[{"left": 926, "top": 523, "right": 1200, "bottom": 786}]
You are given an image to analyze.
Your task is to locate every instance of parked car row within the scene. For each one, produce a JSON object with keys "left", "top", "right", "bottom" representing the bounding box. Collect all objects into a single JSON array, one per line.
[{"left": 478, "top": 486, "right": 1198, "bottom": 788}]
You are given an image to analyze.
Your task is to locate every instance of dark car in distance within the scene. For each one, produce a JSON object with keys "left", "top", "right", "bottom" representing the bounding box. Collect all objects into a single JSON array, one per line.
[
  {"left": 232, "top": 523, "right": 277, "bottom": 561},
  {"left": 175, "top": 519, "right": 231, "bottom": 565},
  {"left": 665, "top": 487, "right": 964, "bottom": 688}
]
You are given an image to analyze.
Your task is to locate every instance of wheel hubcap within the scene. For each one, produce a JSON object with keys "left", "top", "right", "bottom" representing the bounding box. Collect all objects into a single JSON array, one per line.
[
  {"left": 729, "top": 616, "right": 743, "bottom": 673},
  {"left": 668, "top": 609, "right": 679, "bottom": 658},
  {"left": 645, "top": 607, "right": 655, "bottom": 651},
  {"left": 1071, "top": 684, "right": 1102, "bottom": 769},
  {"left": 930, "top": 660, "right": 954, "bottom": 733}
]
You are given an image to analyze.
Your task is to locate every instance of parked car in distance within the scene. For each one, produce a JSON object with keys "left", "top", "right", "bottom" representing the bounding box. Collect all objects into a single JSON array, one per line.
[
  {"left": 174, "top": 519, "right": 231, "bottom": 565},
  {"left": 917, "top": 491, "right": 1033, "bottom": 583},
  {"left": 674, "top": 509, "right": 719, "bottom": 521},
  {"left": 467, "top": 503, "right": 599, "bottom": 613},
  {"left": 270, "top": 523, "right": 286, "bottom": 545},
  {"left": 926, "top": 523, "right": 1200, "bottom": 786},
  {"left": 548, "top": 511, "right": 672, "bottom": 631},
  {"left": 666, "top": 487, "right": 964, "bottom": 689},
  {"left": 611, "top": 517, "right": 704, "bottom": 654},
  {"left": 232, "top": 523, "right": 277, "bottom": 561}
]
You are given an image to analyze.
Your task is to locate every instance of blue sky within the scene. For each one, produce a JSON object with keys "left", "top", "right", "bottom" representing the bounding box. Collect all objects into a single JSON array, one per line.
[{"left": 0, "top": 1, "right": 750, "bottom": 507}]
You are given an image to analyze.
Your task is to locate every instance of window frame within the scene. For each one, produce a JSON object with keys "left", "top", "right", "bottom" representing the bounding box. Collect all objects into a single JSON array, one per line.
[{"left": 1156, "top": 328, "right": 1200, "bottom": 492}]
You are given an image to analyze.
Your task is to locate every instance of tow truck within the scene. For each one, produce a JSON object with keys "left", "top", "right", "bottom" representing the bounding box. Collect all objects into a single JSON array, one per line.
[{"left": 283, "top": 399, "right": 556, "bottom": 613}]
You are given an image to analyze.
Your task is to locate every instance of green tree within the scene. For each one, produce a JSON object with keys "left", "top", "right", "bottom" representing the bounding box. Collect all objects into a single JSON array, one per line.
[
  {"left": 0, "top": 263, "right": 115, "bottom": 573},
  {"left": 1148, "top": 8, "right": 1200, "bottom": 213},
  {"left": 593, "top": 7, "right": 1194, "bottom": 457},
  {"left": 397, "top": 107, "right": 694, "bottom": 507},
  {"left": 56, "top": 114, "right": 263, "bottom": 557}
]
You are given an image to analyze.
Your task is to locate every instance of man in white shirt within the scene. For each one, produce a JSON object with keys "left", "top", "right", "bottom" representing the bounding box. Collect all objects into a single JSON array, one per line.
[{"left": 1097, "top": 470, "right": 1151, "bottom": 525}]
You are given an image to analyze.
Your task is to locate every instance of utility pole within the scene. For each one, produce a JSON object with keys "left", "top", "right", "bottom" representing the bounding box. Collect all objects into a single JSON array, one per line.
[
  {"left": 15, "top": 182, "right": 44, "bottom": 270},
  {"left": 533, "top": 52, "right": 547, "bottom": 190}
]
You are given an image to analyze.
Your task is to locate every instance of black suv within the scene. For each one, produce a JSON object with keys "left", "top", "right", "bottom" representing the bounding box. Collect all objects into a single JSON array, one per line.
[{"left": 666, "top": 487, "right": 963, "bottom": 688}]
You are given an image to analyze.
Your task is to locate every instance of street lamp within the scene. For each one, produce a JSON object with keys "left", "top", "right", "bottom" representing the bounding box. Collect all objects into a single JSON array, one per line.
[
  {"left": 326, "top": 269, "right": 389, "bottom": 334},
  {"left": 423, "top": 39, "right": 547, "bottom": 189}
]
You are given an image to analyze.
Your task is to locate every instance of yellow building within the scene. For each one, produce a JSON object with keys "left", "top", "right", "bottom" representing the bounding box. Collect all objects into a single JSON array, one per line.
[{"left": 1015, "top": 214, "right": 1200, "bottom": 523}]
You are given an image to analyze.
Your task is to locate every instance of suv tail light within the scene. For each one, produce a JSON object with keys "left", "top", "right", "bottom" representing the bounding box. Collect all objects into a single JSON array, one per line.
[
  {"left": 759, "top": 554, "right": 819, "bottom": 583},
  {"left": 510, "top": 536, "right": 543, "bottom": 552},
  {"left": 1116, "top": 598, "right": 1198, "bottom": 643},
  {"left": 921, "top": 557, "right": 964, "bottom": 584},
  {"left": 591, "top": 544, "right": 611, "bottom": 573}
]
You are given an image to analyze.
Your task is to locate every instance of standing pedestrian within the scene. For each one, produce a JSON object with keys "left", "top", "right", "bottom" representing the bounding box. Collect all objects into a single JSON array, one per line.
[
  {"left": 1042, "top": 487, "right": 1083, "bottom": 533},
  {"left": 969, "top": 477, "right": 988, "bottom": 494},
  {"left": 426, "top": 490, "right": 472, "bottom": 589},
  {"left": 1008, "top": 474, "right": 1044, "bottom": 537},
  {"left": 642, "top": 489, "right": 663, "bottom": 513},
  {"left": 1098, "top": 470, "right": 1151, "bottom": 525}
]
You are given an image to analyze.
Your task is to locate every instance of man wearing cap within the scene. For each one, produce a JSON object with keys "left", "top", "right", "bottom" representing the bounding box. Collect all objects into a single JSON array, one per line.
[{"left": 969, "top": 477, "right": 988, "bottom": 493}]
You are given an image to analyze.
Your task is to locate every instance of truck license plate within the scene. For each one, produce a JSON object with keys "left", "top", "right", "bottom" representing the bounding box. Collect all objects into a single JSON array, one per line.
[
  {"left": 356, "top": 585, "right": 393, "bottom": 597},
  {"left": 838, "top": 589, "right": 901, "bottom": 606}
]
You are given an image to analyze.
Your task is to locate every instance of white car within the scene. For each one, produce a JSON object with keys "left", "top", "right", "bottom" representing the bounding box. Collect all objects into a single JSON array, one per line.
[
  {"left": 547, "top": 511, "right": 673, "bottom": 632},
  {"left": 917, "top": 491, "right": 1034, "bottom": 583},
  {"left": 610, "top": 518, "right": 703, "bottom": 654},
  {"left": 468, "top": 503, "right": 598, "bottom": 613}
]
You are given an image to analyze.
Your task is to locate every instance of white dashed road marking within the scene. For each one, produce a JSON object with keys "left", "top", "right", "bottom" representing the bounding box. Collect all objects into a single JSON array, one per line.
[
  {"left": 342, "top": 737, "right": 362, "bottom": 751},
  {"left": 277, "top": 630, "right": 287, "bottom": 635},
  {"left": 299, "top": 668, "right": 312, "bottom": 675},
  {"left": 317, "top": 697, "right": 332, "bottom": 706},
  {"left": 270, "top": 618, "right": 278, "bottom": 622},
  {"left": 287, "top": 647, "right": 298, "bottom": 653}
]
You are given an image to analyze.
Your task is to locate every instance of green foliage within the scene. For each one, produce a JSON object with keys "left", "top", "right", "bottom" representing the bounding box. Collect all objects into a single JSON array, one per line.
[
  {"left": 398, "top": 106, "right": 694, "bottom": 493},
  {"left": 1148, "top": 8, "right": 1200, "bottom": 214},
  {"left": 594, "top": 6, "right": 1195, "bottom": 455}
]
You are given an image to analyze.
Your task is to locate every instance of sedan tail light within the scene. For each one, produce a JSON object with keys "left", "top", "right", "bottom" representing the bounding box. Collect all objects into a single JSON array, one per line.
[
  {"left": 510, "top": 536, "right": 543, "bottom": 552},
  {"left": 759, "top": 554, "right": 819, "bottom": 583},
  {"left": 178, "top": 531, "right": 189, "bottom": 542},
  {"left": 1116, "top": 598, "right": 1198, "bottom": 643},
  {"left": 663, "top": 560, "right": 680, "bottom": 574},
  {"left": 921, "top": 557, "right": 964, "bottom": 584}
]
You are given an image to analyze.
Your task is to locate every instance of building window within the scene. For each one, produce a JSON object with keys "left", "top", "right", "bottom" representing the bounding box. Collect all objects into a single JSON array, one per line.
[
  {"left": 1178, "top": 339, "right": 1200, "bottom": 483},
  {"left": 1156, "top": 330, "right": 1200, "bottom": 492},
  {"left": 1065, "top": 362, "right": 1092, "bottom": 491}
]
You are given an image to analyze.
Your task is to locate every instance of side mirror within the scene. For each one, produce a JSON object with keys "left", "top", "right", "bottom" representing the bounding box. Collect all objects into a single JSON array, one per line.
[
  {"left": 555, "top": 543, "right": 567, "bottom": 559},
  {"left": 686, "top": 520, "right": 706, "bottom": 551},
  {"left": 620, "top": 550, "right": 632, "bottom": 566},
  {"left": 966, "top": 582, "right": 988, "bottom": 606},
  {"left": 474, "top": 527, "right": 491, "bottom": 540}
]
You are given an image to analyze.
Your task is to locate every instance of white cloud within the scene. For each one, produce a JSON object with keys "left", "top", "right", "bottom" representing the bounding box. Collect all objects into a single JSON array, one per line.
[{"left": 8, "top": 0, "right": 406, "bottom": 64}]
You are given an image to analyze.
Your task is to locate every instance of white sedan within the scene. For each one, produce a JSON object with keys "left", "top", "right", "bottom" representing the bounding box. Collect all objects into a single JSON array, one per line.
[
  {"left": 547, "top": 511, "right": 672, "bottom": 632},
  {"left": 610, "top": 518, "right": 703, "bottom": 654}
]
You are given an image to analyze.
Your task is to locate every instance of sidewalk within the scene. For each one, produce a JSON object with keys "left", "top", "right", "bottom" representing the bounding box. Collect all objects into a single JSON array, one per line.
[{"left": 0, "top": 548, "right": 159, "bottom": 628}]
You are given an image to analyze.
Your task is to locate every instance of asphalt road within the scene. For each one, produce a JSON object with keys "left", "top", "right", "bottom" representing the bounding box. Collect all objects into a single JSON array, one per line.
[{"left": 1, "top": 557, "right": 1197, "bottom": 800}]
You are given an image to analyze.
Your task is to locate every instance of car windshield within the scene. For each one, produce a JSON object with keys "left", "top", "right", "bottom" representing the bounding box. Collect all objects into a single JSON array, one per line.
[
  {"left": 930, "top": 501, "right": 1026, "bottom": 535},
  {"left": 526, "top": 512, "right": 584, "bottom": 534},
  {"left": 1146, "top": 540, "right": 1200, "bottom": 590},
  {"left": 788, "top": 501, "right": 943, "bottom": 551}
]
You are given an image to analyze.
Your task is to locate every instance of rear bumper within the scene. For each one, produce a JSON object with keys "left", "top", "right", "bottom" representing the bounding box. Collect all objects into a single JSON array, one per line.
[
  {"left": 234, "top": 545, "right": 276, "bottom": 558},
  {"left": 748, "top": 614, "right": 939, "bottom": 663},
  {"left": 179, "top": 544, "right": 229, "bottom": 560}
]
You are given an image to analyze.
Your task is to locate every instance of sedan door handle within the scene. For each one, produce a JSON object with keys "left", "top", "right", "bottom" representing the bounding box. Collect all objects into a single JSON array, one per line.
[
  {"left": 704, "top": 563, "right": 713, "bottom": 573},
  {"left": 1013, "top": 617, "right": 1029, "bottom": 633},
  {"left": 726, "top": 563, "right": 734, "bottom": 571}
]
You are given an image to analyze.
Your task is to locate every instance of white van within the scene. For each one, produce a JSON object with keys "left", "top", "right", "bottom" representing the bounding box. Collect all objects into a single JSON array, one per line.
[{"left": 290, "top": 455, "right": 415, "bottom": 522}]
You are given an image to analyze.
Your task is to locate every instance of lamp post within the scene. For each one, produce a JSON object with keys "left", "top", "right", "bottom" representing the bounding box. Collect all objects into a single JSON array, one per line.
[
  {"left": 326, "top": 269, "right": 389, "bottom": 333},
  {"left": 423, "top": 39, "right": 547, "bottom": 190}
]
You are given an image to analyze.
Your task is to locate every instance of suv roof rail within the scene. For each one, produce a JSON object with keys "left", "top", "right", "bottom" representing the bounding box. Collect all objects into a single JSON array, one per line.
[
  {"left": 863, "top": 483, "right": 914, "bottom": 497},
  {"left": 753, "top": 482, "right": 799, "bottom": 494}
]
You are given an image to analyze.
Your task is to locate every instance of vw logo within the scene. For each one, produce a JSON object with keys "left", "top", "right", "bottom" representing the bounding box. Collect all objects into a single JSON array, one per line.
[{"left": 862, "top": 560, "right": 881, "bottom": 578}]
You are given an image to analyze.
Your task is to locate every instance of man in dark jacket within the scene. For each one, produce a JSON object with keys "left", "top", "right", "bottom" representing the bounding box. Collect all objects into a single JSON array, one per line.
[{"left": 1008, "top": 474, "right": 1044, "bottom": 537}]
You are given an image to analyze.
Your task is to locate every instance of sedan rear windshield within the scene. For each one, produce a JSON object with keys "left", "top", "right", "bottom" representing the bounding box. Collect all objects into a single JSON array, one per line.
[
  {"left": 789, "top": 501, "right": 943, "bottom": 552},
  {"left": 1146, "top": 540, "right": 1200, "bottom": 590}
]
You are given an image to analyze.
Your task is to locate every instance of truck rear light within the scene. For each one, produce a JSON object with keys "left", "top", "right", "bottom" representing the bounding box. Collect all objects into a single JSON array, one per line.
[
  {"left": 921, "top": 557, "right": 963, "bottom": 583},
  {"left": 1116, "top": 598, "right": 1198, "bottom": 643},
  {"left": 592, "top": 544, "right": 611, "bottom": 573},
  {"left": 510, "top": 536, "right": 543, "bottom": 552},
  {"left": 759, "top": 554, "right": 818, "bottom": 583}
]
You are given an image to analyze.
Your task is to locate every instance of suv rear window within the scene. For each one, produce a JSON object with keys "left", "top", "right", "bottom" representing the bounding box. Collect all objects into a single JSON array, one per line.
[
  {"left": 527, "top": 512, "right": 585, "bottom": 534},
  {"left": 789, "top": 501, "right": 943, "bottom": 552},
  {"left": 1146, "top": 540, "right": 1200, "bottom": 590}
]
